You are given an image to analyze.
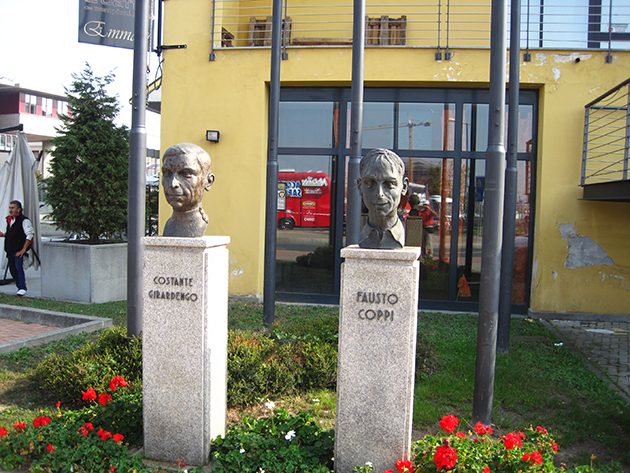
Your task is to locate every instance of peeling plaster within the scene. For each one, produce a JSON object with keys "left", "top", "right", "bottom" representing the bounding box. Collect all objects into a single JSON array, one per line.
[
  {"left": 552, "top": 271, "right": 558, "bottom": 280},
  {"left": 552, "top": 53, "right": 592, "bottom": 63},
  {"left": 599, "top": 271, "right": 625, "bottom": 281},
  {"left": 589, "top": 87, "right": 600, "bottom": 94},
  {"left": 536, "top": 53, "right": 547, "bottom": 64},
  {"left": 558, "top": 223, "right": 614, "bottom": 268},
  {"left": 552, "top": 68, "right": 561, "bottom": 81},
  {"left": 230, "top": 260, "right": 244, "bottom": 278}
]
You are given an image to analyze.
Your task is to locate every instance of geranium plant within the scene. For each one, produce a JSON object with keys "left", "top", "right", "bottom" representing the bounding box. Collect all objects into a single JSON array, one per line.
[
  {"left": 0, "top": 376, "right": 158, "bottom": 472},
  {"left": 412, "top": 415, "right": 559, "bottom": 472}
]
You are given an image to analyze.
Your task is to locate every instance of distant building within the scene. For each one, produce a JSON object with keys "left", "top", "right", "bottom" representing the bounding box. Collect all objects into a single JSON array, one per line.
[{"left": 0, "top": 81, "right": 67, "bottom": 177}]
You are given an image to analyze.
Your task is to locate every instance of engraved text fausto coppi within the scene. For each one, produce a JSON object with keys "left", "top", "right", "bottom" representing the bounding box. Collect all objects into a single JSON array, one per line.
[{"left": 356, "top": 291, "right": 398, "bottom": 322}]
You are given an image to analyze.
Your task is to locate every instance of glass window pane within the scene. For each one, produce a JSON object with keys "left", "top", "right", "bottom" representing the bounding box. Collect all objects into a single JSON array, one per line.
[
  {"left": 276, "top": 155, "right": 334, "bottom": 295},
  {"left": 279, "top": 102, "right": 336, "bottom": 148},
  {"left": 462, "top": 104, "right": 534, "bottom": 153},
  {"left": 398, "top": 103, "right": 456, "bottom": 151},
  {"left": 359, "top": 102, "right": 395, "bottom": 149},
  {"left": 403, "top": 157, "right": 453, "bottom": 301}
]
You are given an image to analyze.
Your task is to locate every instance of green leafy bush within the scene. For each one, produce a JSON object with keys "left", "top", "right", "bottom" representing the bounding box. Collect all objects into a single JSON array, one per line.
[
  {"left": 211, "top": 408, "right": 334, "bottom": 473},
  {"left": 34, "top": 327, "right": 142, "bottom": 404},
  {"left": 227, "top": 331, "right": 337, "bottom": 406}
]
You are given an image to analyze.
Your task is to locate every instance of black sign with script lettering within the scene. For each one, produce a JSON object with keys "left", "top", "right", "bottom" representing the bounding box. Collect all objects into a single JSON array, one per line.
[{"left": 78, "top": 0, "right": 136, "bottom": 50}]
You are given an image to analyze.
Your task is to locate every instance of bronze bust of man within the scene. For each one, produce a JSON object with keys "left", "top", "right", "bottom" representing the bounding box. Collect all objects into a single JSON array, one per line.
[
  {"left": 358, "top": 148, "right": 409, "bottom": 249},
  {"left": 162, "top": 143, "right": 215, "bottom": 237}
]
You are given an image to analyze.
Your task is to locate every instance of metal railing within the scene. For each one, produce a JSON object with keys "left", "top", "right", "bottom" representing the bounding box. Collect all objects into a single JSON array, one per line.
[
  {"left": 0, "top": 134, "right": 16, "bottom": 152},
  {"left": 581, "top": 77, "right": 630, "bottom": 186},
  {"left": 209, "top": 0, "right": 630, "bottom": 56}
]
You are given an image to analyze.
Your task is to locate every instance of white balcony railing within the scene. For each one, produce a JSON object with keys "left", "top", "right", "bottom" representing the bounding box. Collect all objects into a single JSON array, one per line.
[
  {"left": 208, "top": 0, "right": 630, "bottom": 56},
  {"left": 582, "top": 77, "right": 630, "bottom": 186}
]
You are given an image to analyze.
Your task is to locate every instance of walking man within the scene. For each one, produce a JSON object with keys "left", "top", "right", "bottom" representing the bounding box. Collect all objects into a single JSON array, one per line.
[{"left": 0, "top": 200, "right": 33, "bottom": 296}]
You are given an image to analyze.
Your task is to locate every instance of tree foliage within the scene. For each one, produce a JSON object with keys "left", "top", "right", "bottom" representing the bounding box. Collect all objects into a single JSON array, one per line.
[{"left": 46, "top": 64, "right": 129, "bottom": 243}]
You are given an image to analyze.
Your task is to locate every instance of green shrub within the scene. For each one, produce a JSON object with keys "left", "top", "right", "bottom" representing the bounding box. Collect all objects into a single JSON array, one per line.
[
  {"left": 227, "top": 331, "right": 337, "bottom": 406},
  {"left": 35, "top": 326, "right": 336, "bottom": 409},
  {"left": 211, "top": 409, "right": 334, "bottom": 473},
  {"left": 34, "top": 327, "right": 142, "bottom": 404}
]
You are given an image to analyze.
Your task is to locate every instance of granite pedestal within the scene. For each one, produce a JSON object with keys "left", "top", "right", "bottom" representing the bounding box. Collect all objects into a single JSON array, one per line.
[
  {"left": 335, "top": 245, "right": 421, "bottom": 473},
  {"left": 142, "top": 236, "right": 229, "bottom": 466}
]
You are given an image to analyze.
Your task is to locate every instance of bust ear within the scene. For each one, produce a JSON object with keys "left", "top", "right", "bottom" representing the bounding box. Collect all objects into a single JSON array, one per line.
[
  {"left": 401, "top": 177, "right": 409, "bottom": 195},
  {"left": 205, "top": 173, "right": 215, "bottom": 191}
]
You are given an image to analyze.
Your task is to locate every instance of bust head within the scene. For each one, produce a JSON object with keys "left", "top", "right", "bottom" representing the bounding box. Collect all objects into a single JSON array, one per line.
[
  {"left": 357, "top": 149, "right": 409, "bottom": 248},
  {"left": 161, "top": 143, "right": 215, "bottom": 237}
]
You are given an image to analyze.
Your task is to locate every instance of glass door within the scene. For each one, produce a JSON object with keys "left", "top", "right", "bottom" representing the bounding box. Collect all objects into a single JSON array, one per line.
[{"left": 275, "top": 87, "right": 537, "bottom": 311}]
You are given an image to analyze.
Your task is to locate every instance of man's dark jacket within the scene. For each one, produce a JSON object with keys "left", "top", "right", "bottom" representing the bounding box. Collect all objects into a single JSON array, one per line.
[{"left": 4, "top": 214, "right": 28, "bottom": 255}]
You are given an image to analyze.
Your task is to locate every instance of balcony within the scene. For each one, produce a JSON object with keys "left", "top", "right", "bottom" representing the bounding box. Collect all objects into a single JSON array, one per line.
[
  {"left": 208, "top": 0, "right": 630, "bottom": 58},
  {"left": 581, "top": 77, "right": 630, "bottom": 201}
]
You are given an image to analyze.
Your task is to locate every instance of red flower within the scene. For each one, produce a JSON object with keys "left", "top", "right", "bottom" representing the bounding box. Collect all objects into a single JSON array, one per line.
[
  {"left": 522, "top": 451, "right": 543, "bottom": 465},
  {"left": 455, "top": 432, "right": 466, "bottom": 439},
  {"left": 439, "top": 415, "right": 459, "bottom": 433},
  {"left": 47, "top": 444, "right": 54, "bottom": 453},
  {"left": 536, "top": 426, "right": 548, "bottom": 435},
  {"left": 487, "top": 426, "right": 493, "bottom": 435},
  {"left": 434, "top": 445, "right": 457, "bottom": 470},
  {"left": 385, "top": 471, "right": 394, "bottom": 473},
  {"left": 14, "top": 421, "right": 26, "bottom": 430},
  {"left": 78, "top": 422, "right": 95, "bottom": 438},
  {"left": 474, "top": 422, "right": 488, "bottom": 435},
  {"left": 518, "top": 431, "right": 526, "bottom": 439},
  {"left": 97, "top": 428, "right": 112, "bottom": 441},
  {"left": 56, "top": 401, "right": 61, "bottom": 408},
  {"left": 110, "top": 467, "right": 115, "bottom": 472},
  {"left": 33, "top": 416, "right": 51, "bottom": 428},
  {"left": 395, "top": 459, "right": 414, "bottom": 472},
  {"left": 0, "top": 427, "right": 7, "bottom": 437},
  {"left": 82, "top": 387, "right": 97, "bottom": 401},
  {"left": 113, "top": 433, "right": 125, "bottom": 443},
  {"left": 109, "top": 376, "right": 128, "bottom": 392},
  {"left": 551, "top": 441, "right": 559, "bottom": 453},
  {"left": 502, "top": 432, "right": 523, "bottom": 450},
  {"left": 483, "top": 468, "right": 490, "bottom": 473},
  {"left": 98, "top": 393, "right": 112, "bottom": 405}
]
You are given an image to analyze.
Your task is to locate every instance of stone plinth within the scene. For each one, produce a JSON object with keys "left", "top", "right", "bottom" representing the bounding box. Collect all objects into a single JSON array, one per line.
[
  {"left": 335, "top": 245, "right": 421, "bottom": 473},
  {"left": 142, "top": 236, "right": 230, "bottom": 466}
]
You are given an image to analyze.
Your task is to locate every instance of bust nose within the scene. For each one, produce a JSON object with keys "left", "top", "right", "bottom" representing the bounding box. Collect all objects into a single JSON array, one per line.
[{"left": 167, "top": 174, "right": 180, "bottom": 189}]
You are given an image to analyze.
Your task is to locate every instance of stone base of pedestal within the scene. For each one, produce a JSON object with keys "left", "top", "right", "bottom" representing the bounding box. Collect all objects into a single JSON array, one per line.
[
  {"left": 142, "top": 236, "right": 229, "bottom": 466},
  {"left": 334, "top": 245, "right": 421, "bottom": 473}
]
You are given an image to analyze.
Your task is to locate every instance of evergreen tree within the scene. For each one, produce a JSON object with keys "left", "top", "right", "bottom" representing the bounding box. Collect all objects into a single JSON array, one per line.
[{"left": 46, "top": 64, "right": 129, "bottom": 243}]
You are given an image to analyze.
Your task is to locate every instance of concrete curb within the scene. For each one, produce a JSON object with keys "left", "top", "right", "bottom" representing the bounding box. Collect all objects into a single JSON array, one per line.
[{"left": 0, "top": 304, "right": 112, "bottom": 354}]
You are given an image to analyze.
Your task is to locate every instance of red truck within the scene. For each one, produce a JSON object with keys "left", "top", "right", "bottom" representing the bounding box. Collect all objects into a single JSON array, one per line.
[{"left": 277, "top": 171, "right": 331, "bottom": 229}]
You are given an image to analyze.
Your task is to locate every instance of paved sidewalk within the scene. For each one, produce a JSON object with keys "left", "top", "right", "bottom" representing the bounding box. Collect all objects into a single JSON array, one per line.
[
  {"left": 0, "top": 317, "right": 59, "bottom": 344},
  {"left": 544, "top": 319, "right": 630, "bottom": 402}
]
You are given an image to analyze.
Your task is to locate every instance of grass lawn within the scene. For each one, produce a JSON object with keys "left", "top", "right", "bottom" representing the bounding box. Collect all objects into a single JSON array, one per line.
[{"left": 0, "top": 297, "right": 628, "bottom": 471}]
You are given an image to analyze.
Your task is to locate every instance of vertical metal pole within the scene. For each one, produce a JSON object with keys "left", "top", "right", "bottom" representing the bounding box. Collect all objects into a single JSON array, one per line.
[
  {"left": 210, "top": 0, "right": 217, "bottom": 61},
  {"left": 472, "top": 0, "right": 507, "bottom": 425},
  {"left": 346, "top": 0, "right": 366, "bottom": 246},
  {"left": 127, "top": 0, "right": 150, "bottom": 338},
  {"left": 581, "top": 108, "right": 590, "bottom": 186},
  {"left": 624, "top": 88, "right": 630, "bottom": 179},
  {"left": 263, "top": 0, "right": 284, "bottom": 328},
  {"left": 497, "top": 0, "right": 522, "bottom": 355}
]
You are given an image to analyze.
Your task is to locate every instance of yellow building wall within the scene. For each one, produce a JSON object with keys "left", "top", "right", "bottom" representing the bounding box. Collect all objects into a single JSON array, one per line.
[{"left": 161, "top": 0, "right": 630, "bottom": 314}]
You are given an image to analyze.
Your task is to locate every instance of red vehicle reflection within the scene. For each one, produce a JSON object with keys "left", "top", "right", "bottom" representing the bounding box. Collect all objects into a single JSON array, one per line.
[{"left": 277, "top": 171, "right": 331, "bottom": 229}]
